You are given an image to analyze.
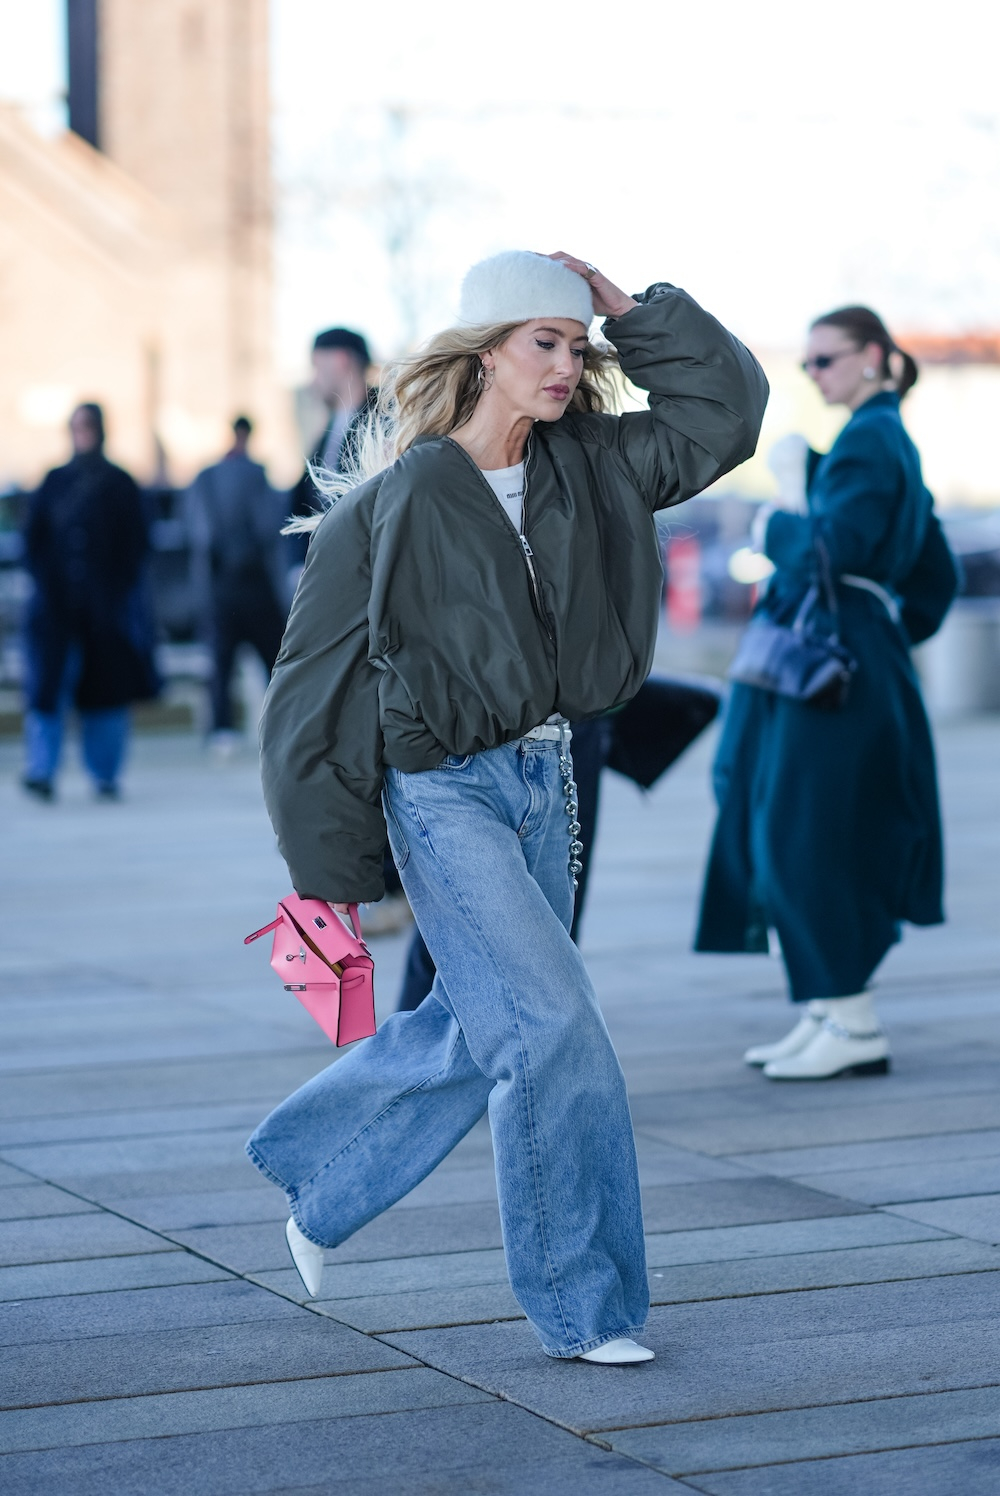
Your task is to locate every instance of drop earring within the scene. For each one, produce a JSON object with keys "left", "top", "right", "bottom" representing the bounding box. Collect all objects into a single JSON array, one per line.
[{"left": 863, "top": 366, "right": 876, "bottom": 380}]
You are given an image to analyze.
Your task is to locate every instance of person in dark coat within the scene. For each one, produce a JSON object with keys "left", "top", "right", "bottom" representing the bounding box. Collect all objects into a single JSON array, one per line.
[
  {"left": 696, "top": 306, "right": 959, "bottom": 1080},
  {"left": 22, "top": 402, "right": 155, "bottom": 800},
  {"left": 187, "top": 417, "right": 288, "bottom": 744},
  {"left": 286, "top": 327, "right": 377, "bottom": 557}
]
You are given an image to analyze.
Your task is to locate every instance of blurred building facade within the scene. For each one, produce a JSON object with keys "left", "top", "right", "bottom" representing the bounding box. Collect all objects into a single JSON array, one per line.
[{"left": 0, "top": 0, "right": 295, "bottom": 491}]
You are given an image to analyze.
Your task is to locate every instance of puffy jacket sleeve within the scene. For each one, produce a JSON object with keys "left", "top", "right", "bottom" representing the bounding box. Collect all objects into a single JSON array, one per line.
[
  {"left": 258, "top": 482, "right": 387, "bottom": 904},
  {"left": 595, "top": 284, "right": 769, "bottom": 512},
  {"left": 764, "top": 421, "right": 900, "bottom": 579}
]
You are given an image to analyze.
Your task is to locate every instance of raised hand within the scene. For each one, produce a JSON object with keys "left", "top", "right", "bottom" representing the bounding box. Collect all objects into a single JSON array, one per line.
[{"left": 545, "top": 252, "right": 638, "bottom": 321}]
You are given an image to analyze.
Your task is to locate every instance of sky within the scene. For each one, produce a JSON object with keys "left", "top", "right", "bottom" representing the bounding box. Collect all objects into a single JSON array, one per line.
[
  {"left": 3, "top": 0, "right": 998, "bottom": 382},
  {"left": 270, "top": 0, "right": 1000, "bottom": 377}
]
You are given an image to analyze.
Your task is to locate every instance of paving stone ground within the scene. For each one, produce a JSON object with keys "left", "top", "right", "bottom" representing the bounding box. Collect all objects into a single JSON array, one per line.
[{"left": 1, "top": 712, "right": 999, "bottom": 1494}]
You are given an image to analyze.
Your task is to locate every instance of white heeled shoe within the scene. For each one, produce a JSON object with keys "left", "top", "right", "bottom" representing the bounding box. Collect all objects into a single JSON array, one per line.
[
  {"left": 744, "top": 1002, "right": 827, "bottom": 1066},
  {"left": 578, "top": 1337, "right": 654, "bottom": 1364},
  {"left": 763, "top": 1017, "right": 890, "bottom": 1080},
  {"left": 285, "top": 1216, "right": 324, "bottom": 1297}
]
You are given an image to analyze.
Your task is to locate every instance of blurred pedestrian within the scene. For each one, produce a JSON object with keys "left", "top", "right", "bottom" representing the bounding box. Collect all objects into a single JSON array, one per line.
[
  {"left": 246, "top": 249, "right": 767, "bottom": 1365},
  {"left": 696, "top": 306, "right": 959, "bottom": 1080},
  {"left": 22, "top": 402, "right": 156, "bottom": 801},
  {"left": 287, "top": 327, "right": 377, "bottom": 543},
  {"left": 186, "top": 417, "right": 288, "bottom": 752}
]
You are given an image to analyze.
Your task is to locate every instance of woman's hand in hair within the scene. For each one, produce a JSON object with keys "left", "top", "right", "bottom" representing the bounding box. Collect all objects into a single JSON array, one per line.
[{"left": 547, "top": 253, "right": 638, "bottom": 320}]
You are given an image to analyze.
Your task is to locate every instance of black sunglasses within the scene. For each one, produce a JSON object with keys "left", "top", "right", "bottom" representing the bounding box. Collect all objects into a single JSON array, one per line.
[{"left": 801, "top": 349, "right": 858, "bottom": 373}]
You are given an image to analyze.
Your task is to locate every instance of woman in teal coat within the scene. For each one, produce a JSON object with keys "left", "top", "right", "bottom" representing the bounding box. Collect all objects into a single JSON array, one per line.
[{"left": 696, "top": 306, "right": 958, "bottom": 1080}]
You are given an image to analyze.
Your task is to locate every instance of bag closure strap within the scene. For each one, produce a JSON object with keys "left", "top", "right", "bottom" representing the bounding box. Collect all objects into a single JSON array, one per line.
[
  {"left": 282, "top": 899, "right": 365, "bottom": 955},
  {"left": 243, "top": 902, "right": 364, "bottom": 951},
  {"left": 244, "top": 917, "right": 281, "bottom": 945}
]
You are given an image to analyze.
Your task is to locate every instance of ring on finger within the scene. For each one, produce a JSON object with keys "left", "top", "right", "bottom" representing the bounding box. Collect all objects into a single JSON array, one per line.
[{"left": 583, "top": 262, "right": 598, "bottom": 279}]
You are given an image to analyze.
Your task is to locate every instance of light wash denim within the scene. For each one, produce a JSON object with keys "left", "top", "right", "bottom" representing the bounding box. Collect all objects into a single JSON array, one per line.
[
  {"left": 24, "top": 645, "right": 129, "bottom": 789},
  {"left": 247, "top": 737, "right": 649, "bottom": 1357}
]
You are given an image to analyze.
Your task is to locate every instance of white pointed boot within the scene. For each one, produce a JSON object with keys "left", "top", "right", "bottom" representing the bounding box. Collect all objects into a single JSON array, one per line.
[
  {"left": 764, "top": 994, "right": 889, "bottom": 1080},
  {"left": 744, "top": 1002, "right": 827, "bottom": 1067},
  {"left": 579, "top": 1337, "right": 654, "bottom": 1364},
  {"left": 285, "top": 1217, "right": 324, "bottom": 1297}
]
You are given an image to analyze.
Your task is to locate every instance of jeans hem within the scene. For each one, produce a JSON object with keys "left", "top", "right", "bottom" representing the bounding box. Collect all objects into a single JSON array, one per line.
[
  {"left": 542, "top": 1324, "right": 648, "bottom": 1359},
  {"left": 245, "top": 1142, "right": 334, "bottom": 1249},
  {"left": 245, "top": 1140, "right": 292, "bottom": 1193}
]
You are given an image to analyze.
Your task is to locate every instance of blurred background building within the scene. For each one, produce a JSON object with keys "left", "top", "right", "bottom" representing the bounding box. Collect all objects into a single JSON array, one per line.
[{"left": 0, "top": 0, "right": 295, "bottom": 492}]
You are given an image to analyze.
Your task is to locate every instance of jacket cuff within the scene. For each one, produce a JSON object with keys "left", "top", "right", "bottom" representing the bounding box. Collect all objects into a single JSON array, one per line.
[
  {"left": 601, "top": 283, "right": 677, "bottom": 335},
  {"left": 764, "top": 508, "right": 814, "bottom": 574}
]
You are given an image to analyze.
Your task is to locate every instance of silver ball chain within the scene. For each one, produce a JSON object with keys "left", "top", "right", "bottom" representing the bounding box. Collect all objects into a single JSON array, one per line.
[{"left": 558, "top": 724, "right": 584, "bottom": 890}]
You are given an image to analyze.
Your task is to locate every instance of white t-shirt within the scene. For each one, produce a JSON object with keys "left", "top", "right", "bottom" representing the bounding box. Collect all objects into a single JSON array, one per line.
[
  {"left": 482, "top": 463, "right": 525, "bottom": 532},
  {"left": 482, "top": 461, "right": 562, "bottom": 730}
]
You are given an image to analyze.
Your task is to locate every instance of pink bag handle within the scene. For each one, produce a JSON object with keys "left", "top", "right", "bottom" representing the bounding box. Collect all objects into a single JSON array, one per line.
[{"left": 244, "top": 903, "right": 363, "bottom": 945}]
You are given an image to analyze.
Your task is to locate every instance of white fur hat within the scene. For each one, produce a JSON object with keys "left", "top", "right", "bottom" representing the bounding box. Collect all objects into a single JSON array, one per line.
[{"left": 457, "top": 250, "right": 594, "bottom": 328}]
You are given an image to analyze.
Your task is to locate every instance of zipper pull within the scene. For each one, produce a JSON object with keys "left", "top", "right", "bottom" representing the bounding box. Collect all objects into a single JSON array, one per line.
[{"left": 519, "top": 534, "right": 534, "bottom": 558}]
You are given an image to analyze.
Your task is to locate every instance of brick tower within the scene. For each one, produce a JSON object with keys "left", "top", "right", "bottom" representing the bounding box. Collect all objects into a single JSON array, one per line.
[
  {"left": 91, "top": 0, "right": 274, "bottom": 428},
  {"left": 0, "top": 3, "right": 289, "bottom": 487}
]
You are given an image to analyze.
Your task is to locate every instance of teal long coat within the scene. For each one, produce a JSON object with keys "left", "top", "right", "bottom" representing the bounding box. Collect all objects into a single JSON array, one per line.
[{"left": 695, "top": 392, "right": 959, "bottom": 1001}]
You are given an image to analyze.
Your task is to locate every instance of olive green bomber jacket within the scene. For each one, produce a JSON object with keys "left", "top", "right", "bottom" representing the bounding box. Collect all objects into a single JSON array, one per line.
[{"left": 260, "top": 284, "right": 768, "bottom": 902}]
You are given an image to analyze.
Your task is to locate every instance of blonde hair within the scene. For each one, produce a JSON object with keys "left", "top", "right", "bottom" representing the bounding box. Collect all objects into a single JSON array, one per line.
[{"left": 286, "top": 322, "right": 619, "bottom": 533}]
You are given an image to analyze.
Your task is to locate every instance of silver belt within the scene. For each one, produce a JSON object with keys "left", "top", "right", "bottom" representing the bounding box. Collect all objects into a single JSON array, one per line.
[
  {"left": 841, "top": 574, "right": 901, "bottom": 625},
  {"left": 521, "top": 721, "right": 569, "bottom": 742}
]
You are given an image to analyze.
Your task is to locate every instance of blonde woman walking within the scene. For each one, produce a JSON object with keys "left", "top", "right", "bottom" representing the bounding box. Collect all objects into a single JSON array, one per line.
[{"left": 246, "top": 251, "right": 767, "bottom": 1364}]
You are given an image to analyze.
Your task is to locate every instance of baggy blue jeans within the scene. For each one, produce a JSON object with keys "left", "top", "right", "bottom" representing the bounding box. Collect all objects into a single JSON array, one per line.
[{"left": 246, "top": 738, "right": 649, "bottom": 1357}]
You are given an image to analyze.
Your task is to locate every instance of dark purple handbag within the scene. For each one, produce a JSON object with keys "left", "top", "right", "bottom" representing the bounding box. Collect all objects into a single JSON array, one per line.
[{"left": 728, "top": 542, "right": 857, "bottom": 709}]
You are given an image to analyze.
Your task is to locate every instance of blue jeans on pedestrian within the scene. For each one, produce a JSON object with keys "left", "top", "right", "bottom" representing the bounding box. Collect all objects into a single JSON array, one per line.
[
  {"left": 23, "top": 645, "right": 129, "bottom": 789},
  {"left": 246, "top": 737, "right": 649, "bottom": 1357}
]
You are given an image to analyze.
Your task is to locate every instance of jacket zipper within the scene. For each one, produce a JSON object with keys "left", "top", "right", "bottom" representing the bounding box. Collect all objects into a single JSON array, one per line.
[
  {"left": 516, "top": 434, "right": 554, "bottom": 642},
  {"left": 448, "top": 433, "right": 554, "bottom": 644}
]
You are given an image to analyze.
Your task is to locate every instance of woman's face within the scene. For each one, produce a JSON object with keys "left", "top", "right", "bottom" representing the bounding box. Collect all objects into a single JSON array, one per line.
[
  {"left": 802, "top": 325, "right": 883, "bottom": 411},
  {"left": 484, "top": 319, "right": 589, "bottom": 422}
]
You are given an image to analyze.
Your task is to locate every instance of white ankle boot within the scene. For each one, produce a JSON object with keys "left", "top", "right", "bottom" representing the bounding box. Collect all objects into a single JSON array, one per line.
[
  {"left": 744, "top": 1002, "right": 827, "bottom": 1066},
  {"left": 285, "top": 1216, "right": 324, "bottom": 1297},
  {"left": 579, "top": 1337, "right": 654, "bottom": 1364},
  {"left": 763, "top": 994, "right": 889, "bottom": 1080}
]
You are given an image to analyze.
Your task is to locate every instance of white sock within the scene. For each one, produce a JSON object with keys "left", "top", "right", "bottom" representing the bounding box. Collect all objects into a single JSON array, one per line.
[
  {"left": 806, "top": 1000, "right": 829, "bottom": 1019},
  {"left": 826, "top": 992, "right": 878, "bottom": 1034}
]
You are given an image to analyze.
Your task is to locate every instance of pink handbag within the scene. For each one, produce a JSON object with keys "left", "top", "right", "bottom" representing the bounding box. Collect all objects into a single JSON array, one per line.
[{"left": 245, "top": 896, "right": 376, "bottom": 1046}]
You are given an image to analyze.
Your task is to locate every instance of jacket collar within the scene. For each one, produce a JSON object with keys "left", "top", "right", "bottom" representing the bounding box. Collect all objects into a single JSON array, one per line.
[
  {"left": 849, "top": 390, "right": 899, "bottom": 422},
  {"left": 409, "top": 423, "right": 544, "bottom": 451}
]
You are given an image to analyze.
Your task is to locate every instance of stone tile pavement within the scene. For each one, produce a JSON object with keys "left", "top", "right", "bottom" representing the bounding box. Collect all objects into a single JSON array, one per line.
[{"left": 1, "top": 716, "right": 999, "bottom": 1494}]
